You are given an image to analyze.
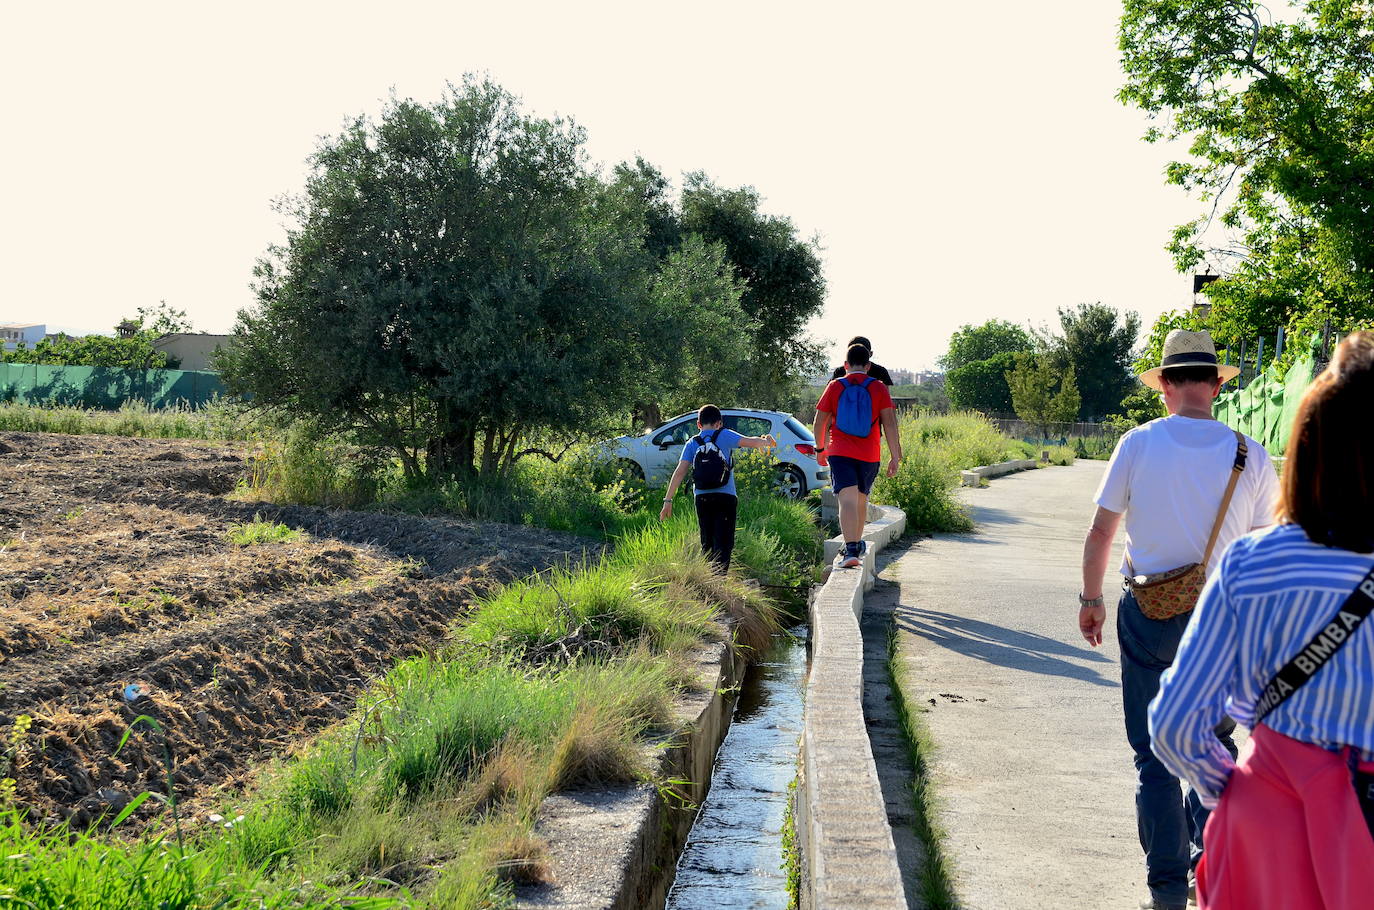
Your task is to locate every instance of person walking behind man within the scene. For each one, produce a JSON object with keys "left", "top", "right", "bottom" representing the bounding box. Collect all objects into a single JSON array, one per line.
[
  {"left": 1078, "top": 330, "right": 1279, "bottom": 910},
  {"left": 815, "top": 343, "right": 902, "bottom": 569},
  {"left": 659, "top": 405, "right": 776, "bottom": 573},
  {"left": 830, "top": 335, "right": 895, "bottom": 385},
  {"left": 1150, "top": 332, "right": 1374, "bottom": 909}
]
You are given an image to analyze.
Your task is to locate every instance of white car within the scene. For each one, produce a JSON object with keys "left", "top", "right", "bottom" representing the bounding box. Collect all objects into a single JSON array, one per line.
[{"left": 603, "top": 408, "right": 828, "bottom": 500}]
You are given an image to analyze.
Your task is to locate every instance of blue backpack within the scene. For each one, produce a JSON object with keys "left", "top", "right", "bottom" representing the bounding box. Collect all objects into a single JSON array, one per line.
[{"left": 835, "top": 376, "right": 878, "bottom": 437}]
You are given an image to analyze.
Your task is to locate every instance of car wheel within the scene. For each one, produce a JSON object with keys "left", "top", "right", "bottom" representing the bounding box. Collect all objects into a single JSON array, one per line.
[
  {"left": 774, "top": 464, "right": 805, "bottom": 501},
  {"left": 618, "top": 459, "right": 645, "bottom": 481}
]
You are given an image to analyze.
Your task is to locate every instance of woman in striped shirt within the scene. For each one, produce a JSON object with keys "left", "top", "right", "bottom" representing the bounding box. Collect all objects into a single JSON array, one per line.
[{"left": 1149, "top": 332, "right": 1374, "bottom": 909}]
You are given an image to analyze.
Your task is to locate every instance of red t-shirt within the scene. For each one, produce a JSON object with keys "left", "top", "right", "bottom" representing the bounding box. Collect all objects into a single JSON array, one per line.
[{"left": 816, "top": 373, "right": 894, "bottom": 462}]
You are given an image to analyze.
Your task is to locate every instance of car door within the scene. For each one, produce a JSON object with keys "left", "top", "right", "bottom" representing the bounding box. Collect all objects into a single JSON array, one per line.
[{"left": 646, "top": 418, "right": 698, "bottom": 484}]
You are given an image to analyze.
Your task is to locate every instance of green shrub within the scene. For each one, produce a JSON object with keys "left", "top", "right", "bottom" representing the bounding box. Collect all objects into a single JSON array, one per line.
[
  {"left": 872, "top": 447, "right": 974, "bottom": 535},
  {"left": 870, "top": 411, "right": 1023, "bottom": 535},
  {"left": 226, "top": 515, "right": 301, "bottom": 546}
]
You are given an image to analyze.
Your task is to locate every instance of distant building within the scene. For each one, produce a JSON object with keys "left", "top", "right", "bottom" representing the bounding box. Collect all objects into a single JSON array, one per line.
[
  {"left": 912, "top": 370, "right": 944, "bottom": 388},
  {"left": 1, "top": 323, "right": 45, "bottom": 351},
  {"left": 152, "top": 333, "right": 234, "bottom": 371},
  {"left": 889, "top": 368, "right": 916, "bottom": 386}
]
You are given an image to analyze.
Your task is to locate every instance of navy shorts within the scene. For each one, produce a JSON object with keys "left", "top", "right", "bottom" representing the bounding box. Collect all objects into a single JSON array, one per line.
[{"left": 829, "top": 455, "right": 880, "bottom": 495}]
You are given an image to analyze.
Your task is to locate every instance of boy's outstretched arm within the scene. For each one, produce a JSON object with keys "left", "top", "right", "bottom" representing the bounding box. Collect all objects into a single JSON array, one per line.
[
  {"left": 659, "top": 460, "right": 692, "bottom": 521},
  {"left": 737, "top": 434, "right": 777, "bottom": 450}
]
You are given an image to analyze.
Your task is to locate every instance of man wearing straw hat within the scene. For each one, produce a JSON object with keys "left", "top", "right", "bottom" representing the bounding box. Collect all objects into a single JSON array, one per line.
[{"left": 1078, "top": 330, "right": 1279, "bottom": 910}]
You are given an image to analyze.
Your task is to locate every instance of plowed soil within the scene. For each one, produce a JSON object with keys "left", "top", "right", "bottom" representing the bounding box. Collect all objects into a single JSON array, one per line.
[{"left": 0, "top": 431, "right": 594, "bottom": 826}]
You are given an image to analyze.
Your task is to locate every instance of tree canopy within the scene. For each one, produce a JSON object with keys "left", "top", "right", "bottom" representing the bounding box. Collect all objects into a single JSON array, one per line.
[
  {"left": 678, "top": 172, "right": 825, "bottom": 405},
  {"left": 1119, "top": 0, "right": 1374, "bottom": 344},
  {"left": 938, "top": 320, "right": 1033, "bottom": 372},
  {"left": 1037, "top": 303, "right": 1141, "bottom": 421},
  {"left": 220, "top": 79, "right": 819, "bottom": 478},
  {"left": 1006, "top": 353, "right": 1081, "bottom": 436},
  {"left": 945, "top": 351, "right": 1020, "bottom": 414}
]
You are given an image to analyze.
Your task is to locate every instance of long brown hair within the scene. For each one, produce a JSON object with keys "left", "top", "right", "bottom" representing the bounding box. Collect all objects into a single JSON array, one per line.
[{"left": 1279, "top": 331, "right": 1374, "bottom": 552}]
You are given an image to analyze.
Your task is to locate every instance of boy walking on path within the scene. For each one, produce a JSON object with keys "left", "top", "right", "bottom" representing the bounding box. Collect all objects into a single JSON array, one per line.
[
  {"left": 814, "top": 343, "right": 902, "bottom": 569},
  {"left": 1077, "top": 330, "right": 1279, "bottom": 910},
  {"left": 659, "top": 404, "right": 776, "bottom": 573}
]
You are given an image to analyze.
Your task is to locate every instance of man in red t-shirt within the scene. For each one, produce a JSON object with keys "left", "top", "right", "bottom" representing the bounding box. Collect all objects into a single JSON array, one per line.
[{"left": 814, "top": 343, "right": 903, "bottom": 568}]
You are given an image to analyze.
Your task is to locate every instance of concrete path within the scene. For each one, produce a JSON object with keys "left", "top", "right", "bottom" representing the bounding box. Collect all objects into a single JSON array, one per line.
[{"left": 882, "top": 461, "right": 1144, "bottom": 910}]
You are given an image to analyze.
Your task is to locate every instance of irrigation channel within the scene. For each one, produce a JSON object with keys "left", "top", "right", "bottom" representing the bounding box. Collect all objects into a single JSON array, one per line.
[{"left": 664, "top": 625, "right": 808, "bottom": 910}]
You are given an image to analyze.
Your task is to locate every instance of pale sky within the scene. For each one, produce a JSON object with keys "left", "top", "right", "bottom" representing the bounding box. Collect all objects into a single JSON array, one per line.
[{"left": 2, "top": 1, "right": 1207, "bottom": 371}]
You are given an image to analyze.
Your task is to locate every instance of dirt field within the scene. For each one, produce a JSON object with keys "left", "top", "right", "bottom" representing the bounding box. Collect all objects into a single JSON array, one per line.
[{"left": 0, "top": 431, "right": 595, "bottom": 826}]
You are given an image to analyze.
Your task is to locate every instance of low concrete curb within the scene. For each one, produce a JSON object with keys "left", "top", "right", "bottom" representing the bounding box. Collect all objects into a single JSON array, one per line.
[
  {"left": 960, "top": 458, "right": 1037, "bottom": 487},
  {"left": 516, "top": 639, "right": 746, "bottom": 910},
  {"left": 797, "top": 503, "right": 908, "bottom": 910}
]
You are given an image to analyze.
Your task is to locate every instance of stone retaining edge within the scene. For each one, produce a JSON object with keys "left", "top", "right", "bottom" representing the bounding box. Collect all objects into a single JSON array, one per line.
[
  {"left": 960, "top": 458, "right": 1037, "bottom": 486},
  {"left": 798, "top": 502, "right": 909, "bottom": 910}
]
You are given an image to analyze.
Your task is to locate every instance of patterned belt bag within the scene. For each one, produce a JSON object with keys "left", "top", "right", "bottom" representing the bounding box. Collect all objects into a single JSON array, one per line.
[{"left": 1129, "top": 431, "right": 1247, "bottom": 622}]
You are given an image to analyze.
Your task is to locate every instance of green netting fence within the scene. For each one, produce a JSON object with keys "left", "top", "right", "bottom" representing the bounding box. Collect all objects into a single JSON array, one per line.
[
  {"left": 1213, "top": 349, "right": 1318, "bottom": 457},
  {"left": 0, "top": 363, "right": 228, "bottom": 410}
]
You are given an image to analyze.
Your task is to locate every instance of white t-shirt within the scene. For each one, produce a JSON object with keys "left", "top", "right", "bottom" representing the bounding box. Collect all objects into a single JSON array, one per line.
[{"left": 1094, "top": 415, "right": 1279, "bottom": 577}]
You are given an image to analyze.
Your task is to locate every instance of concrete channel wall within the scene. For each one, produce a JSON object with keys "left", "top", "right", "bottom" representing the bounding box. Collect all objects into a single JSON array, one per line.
[
  {"left": 797, "top": 502, "right": 908, "bottom": 910},
  {"left": 515, "top": 640, "right": 747, "bottom": 910}
]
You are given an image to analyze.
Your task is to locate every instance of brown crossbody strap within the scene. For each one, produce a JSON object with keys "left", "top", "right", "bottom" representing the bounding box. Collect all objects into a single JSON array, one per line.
[{"left": 1200, "top": 430, "right": 1248, "bottom": 567}]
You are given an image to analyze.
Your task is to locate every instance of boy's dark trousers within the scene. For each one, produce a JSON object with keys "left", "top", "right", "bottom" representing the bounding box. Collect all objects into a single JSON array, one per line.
[{"left": 694, "top": 492, "right": 738, "bottom": 573}]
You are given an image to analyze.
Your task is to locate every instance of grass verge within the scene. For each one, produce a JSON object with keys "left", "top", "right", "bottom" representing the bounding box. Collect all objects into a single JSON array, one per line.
[{"left": 886, "top": 625, "right": 960, "bottom": 910}]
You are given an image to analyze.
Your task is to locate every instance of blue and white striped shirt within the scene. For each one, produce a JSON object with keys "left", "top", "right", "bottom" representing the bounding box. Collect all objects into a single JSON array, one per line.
[{"left": 1149, "top": 523, "right": 1374, "bottom": 807}]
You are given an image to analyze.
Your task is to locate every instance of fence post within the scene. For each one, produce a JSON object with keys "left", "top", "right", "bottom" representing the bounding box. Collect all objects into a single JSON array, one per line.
[
  {"left": 1275, "top": 327, "right": 1284, "bottom": 364},
  {"left": 1256, "top": 337, "right": 1265, "bottom": 376},
  {"left": 1238, "top": 338, "right": 1248, "bottom": 388}
]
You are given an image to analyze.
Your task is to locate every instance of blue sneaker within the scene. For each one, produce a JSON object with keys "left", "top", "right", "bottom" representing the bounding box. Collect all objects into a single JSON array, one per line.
[{"left": 840, "top": 541, "right": 862, "bottom": 569}]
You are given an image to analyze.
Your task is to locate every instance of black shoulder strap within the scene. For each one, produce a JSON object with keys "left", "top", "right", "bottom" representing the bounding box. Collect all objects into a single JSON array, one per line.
[{"left": 1255, "top": 562, "right": 1374, "bottom": 725}]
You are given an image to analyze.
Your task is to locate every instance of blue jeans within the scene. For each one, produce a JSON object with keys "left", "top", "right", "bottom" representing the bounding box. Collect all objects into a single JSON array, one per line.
[{"left": 1117, "top": 589, "right": 1237, "bottom": 907}]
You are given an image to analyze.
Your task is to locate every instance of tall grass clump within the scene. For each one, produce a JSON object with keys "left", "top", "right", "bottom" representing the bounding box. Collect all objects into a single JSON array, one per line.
[
  {"left": 0, "top": 398, "right": 258, "bottom": 440},
  {"left": 240, "top": 423, "right": 394, "bottom": 509},
  {"left": 215, "top": 652, "right": 680, "bottom": 902}
]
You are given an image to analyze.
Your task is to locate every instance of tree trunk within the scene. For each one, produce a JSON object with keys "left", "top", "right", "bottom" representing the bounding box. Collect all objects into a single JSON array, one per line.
[
  {"left": 425, "top": 404, "right": 475, "bottom": 478},
  {"left": 632, "top": 401, "right": 662, "bottom": 432}
]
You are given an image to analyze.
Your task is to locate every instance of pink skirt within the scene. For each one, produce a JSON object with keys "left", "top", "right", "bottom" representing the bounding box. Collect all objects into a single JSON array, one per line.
[{"left": 1198, "top": 724, "right": 1374, "bottom": 909}]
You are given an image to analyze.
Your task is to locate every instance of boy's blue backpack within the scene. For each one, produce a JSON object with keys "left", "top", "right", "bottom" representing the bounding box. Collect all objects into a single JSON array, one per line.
[
  {"left": 691, "top": 430, "right": 732, "bottom": 491},
  {"left": 835, "top": 376, "right": 878, "bottom": 437}
]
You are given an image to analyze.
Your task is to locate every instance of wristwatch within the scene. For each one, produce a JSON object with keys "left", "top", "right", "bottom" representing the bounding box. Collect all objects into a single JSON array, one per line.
[{"left": 1078, "top": 593, "right": 1104, "bottom": 608}]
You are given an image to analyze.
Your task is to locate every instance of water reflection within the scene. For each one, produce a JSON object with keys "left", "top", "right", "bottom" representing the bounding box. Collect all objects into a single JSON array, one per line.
[{"left": 664, "top": 626, "right": 808, "bottom": 910}]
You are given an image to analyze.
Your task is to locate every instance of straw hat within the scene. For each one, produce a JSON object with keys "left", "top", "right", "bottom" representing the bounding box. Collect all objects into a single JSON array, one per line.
[{"left": 1138, "top": 329, "right": 1240, "bottom": 391}]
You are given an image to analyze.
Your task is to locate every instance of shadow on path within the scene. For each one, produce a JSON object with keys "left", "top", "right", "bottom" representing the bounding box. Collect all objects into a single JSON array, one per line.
[
  {"left": 896, "top": 608, "right": 1118, "bottom": 688},
  {"left": 963, "top": 504, "right": 1027, "bottom": 526}
]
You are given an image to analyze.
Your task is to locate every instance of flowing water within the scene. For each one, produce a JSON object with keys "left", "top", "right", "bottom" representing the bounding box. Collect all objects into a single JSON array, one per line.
[{"left": 664, "top": 626, "right": 808, "bottom": 910}]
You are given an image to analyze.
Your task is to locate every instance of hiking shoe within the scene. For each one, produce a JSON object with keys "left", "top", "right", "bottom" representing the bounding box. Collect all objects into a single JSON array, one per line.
[{"left": 839, "top": 541, "right": 862, "bottom": 569}]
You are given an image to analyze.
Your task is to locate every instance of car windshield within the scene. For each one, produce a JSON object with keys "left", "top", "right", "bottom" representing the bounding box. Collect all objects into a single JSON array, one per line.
[{"left": 784, "top": 417, "right": 814, "bottom": 442}]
